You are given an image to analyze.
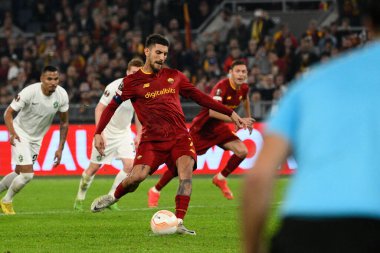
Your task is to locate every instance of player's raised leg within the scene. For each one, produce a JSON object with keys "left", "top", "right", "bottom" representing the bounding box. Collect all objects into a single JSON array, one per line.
[
  {"left": 74, "top": 162, "right": 101, "bottom": 211},
  {"left": 91, "top": 164, "right": 150, "bottom": 212},
  {"left": 213, "top": 140, "right": 247, "bottom": 200},
  {"left": 175, "top": 155, "right": 196, "bottom": 235},
  {"left": 148, "top": 169, "right": 176, "bottom": 207}
]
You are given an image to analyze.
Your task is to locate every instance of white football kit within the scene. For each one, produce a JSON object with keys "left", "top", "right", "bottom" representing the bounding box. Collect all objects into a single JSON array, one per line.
[
  {"left": 10, "top": 83, "right": 69, "bottom": 165},
  {"left": 90, "top": 78, "right": 136, "bottom": 164}
]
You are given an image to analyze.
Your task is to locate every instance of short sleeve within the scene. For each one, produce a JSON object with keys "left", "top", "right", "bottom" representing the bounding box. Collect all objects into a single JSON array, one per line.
[
  {"left": 10, "top": 87, "right": 32, "bottom": 112},
  {"left": 100, "top": 81, "right": 120, "bottom": 106},
  {"left": 210, "top": 83, "right": 226, "bottom": 103},
  {"left": 119, "top": 77, "right": 135, "bottom": 101},
  {"left": 59, "top": 89, "right": 69, "bottom": 112},
  {"left": 266, "top": 84, "right": 301, "bottom": 144}
]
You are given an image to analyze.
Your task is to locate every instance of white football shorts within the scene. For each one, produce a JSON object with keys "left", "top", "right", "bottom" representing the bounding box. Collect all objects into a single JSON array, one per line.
[
  {"left": 11, "top": 136, "right": 41, "bottom": 165},
  {"left": 90, "top": 133, "right": 135, "bottom": 164}
]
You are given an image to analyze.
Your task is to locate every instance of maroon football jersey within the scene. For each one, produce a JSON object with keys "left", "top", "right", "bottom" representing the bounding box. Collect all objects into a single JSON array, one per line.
[
  {"left": 104, "top": 68, "right": 234, "bottom": 142},
  {"left": 190, "top": 78, "right": 249, "bottom": 132}
]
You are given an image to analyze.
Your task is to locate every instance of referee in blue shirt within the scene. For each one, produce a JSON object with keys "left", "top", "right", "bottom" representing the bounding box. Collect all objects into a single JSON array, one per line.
[{"left": 242, "top": 1, "right": 380, "bottom": 252}]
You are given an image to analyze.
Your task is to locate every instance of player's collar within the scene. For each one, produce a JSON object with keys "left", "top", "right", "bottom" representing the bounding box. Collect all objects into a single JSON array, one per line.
[
  {"left": 229, "top": 79, "right": 237, "bottom": 90},
  {"left": 141, "top": 68, "right": 153, "bottom": 75}
]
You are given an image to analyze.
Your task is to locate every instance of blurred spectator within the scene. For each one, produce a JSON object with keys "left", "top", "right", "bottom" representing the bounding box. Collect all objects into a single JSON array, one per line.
[
  {"left": 226, "top": 15, "right": 248, "bottom": 49},
  {"left": 134, "top": 0, "right": 153, "bottom": 40},
  {"left": 247, "top": 9, "right": 275, "bottom": 46},
  {"left": 0, "top": 11, "right": 23, "bottom": 37}
]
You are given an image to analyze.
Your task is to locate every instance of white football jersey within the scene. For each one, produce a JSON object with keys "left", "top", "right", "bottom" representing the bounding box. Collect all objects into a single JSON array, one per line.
[
  {"left": 99, "top": 78, "right": 134, "bottom": 136},
  {"left": 11, "top": 82, "right": 69, "bottom": 142}
]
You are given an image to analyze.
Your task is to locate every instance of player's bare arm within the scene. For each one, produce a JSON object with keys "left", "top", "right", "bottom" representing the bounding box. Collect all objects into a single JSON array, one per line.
[
  {"left": 94, "top": 103, "right": 107, "bottom": 127},
  {"left": 54, "top": 111, "right": 69, "bottom": 167},
  {"left": 242, "top": 134, "right": 290, "bottom": 253},
  {"left": 3, "top": 106, "right": 20, "bottom": 146}
]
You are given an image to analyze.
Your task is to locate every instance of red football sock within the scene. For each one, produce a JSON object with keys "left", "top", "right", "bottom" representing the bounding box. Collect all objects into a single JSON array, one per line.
[
  {"left": 221, "top": 154, "right": 244, "bottom": 177},
  {"left": 155, "top": 169, "right": 175, "bottom": 191},
  {"left": 175, "top": 195, "right": 190, "bottom": 220},
  {"left": 114, "top": 183, "right": 127, "bottom": 199}
]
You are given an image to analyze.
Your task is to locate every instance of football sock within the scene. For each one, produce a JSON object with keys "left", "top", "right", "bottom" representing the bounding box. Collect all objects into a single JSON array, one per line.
[
  {"left": 0, "top": 172, "right": 18, "bottom": 193},
  {"left": 76, "top": 171, "right": 95, "bottom": 200},
  {"left": 175, "top": 195, "right": 190, "bottom": 220},
  {"left": 108, "top": 170, "right": 128, "bottom": 196},
  {"left": 221, "top": 154, "right": 244, "bottom": 177},
  {"left": 114, "top": 183, "right": 127, "bottom": 199},
  {"left": 216, "top": 172, "right": 226, "bottom": 180},
  {"left": 2, "top": 173, "right": 34, "bottom": 203},
  {"left": 155, "top": 170, "right": 175, "bottom": 191}
]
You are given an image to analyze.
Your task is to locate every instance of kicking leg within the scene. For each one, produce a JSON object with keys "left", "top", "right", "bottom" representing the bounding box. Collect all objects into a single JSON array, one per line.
[{"left": 91, "top": 164, "right": 151, "bottom": 212}]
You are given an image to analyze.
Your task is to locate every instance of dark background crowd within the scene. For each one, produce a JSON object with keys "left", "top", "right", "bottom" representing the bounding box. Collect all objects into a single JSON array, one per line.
[{"left": 0, "top": 0, "right": 368, "bottom": 119}]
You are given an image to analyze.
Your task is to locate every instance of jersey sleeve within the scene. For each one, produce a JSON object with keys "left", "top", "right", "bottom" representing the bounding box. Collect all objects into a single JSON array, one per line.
[
  {"left": 178, "top": 71, "right": 233, "bottom": 116},
  {"left": 210, "top": 83, "right": 226, "bottom": 103},
  {"left": 10, "top": 86, "right": 32, "bottom": 112},
  {"left": 59, "top": 88, "right": 69, "bottom": 112},
  {"left": 99, "top": 81, "right": 120, "bottom": 106},
  {"left": 111, "top": 77, "right": 135, "bottom": 105}
]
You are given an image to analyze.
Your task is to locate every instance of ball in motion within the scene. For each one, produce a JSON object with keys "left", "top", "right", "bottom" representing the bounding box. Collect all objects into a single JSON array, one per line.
[{"left": 150, "top": 210, "right": 178, "bottom": 235}]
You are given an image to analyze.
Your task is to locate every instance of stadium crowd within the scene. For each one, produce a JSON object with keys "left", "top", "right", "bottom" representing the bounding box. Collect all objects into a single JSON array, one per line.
[{"left": 0, "top": 0, "right": 367, "bottom": 118}]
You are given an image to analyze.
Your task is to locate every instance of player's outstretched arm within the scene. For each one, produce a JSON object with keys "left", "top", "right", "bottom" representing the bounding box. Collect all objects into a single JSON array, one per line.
[
  {"left": 179, "top": 76, "right": 234, "bottom": 117},
  {"left": 3, "top": 106, "right": 20, "bottom": 146},
  {"left": 54, "top": 111, "right": 69, "bottom": 167}
]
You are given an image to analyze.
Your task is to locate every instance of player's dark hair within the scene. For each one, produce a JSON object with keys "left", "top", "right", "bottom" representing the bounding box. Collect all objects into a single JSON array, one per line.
[
  {"left": 128, "top": 57, "right": 144, "bottom": 69},
  {"left": 145, "top": 34, "right": 169, "bottom": 48},
  {"left": 364, "top": 0, "right": 380, "bottom": 28},
  {"left": 42, "top": 65, "right": 59, "bottom": 73},
  {"left": 230, "top": 59, "right": 247, "bottom": 70}
]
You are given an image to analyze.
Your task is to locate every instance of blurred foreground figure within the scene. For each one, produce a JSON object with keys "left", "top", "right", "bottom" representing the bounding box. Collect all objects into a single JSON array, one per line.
[{"left": 242, "top": 1, "right": 380, "bottom": 252}]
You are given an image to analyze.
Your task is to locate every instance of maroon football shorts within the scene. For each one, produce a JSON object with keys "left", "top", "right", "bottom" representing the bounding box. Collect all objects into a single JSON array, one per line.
[
  {"left": 133, "top": 133, "right": 197, "bottom": 175},
  {"left": 190, "top": 123, "right": 239, "bottom": 155}
]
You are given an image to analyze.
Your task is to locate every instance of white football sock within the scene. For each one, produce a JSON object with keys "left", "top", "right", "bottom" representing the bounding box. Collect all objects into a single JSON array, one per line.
[
  {"left": 151, "top": 186, "right": 159, "bottom": 193},
  {"left": 0, "top": 172, "right": 18, "bottom": 193},
  {"left": 216, "top": 172, "right": 226, "bottom": 180},
  {"left": 108, "top": 170, "right": 128, "bottom": 196},
  {"left": 76, "top": 171, "right": 95, "bottom": 201},
  {"left": 2, "top": 173, "right": 34, "bottom": 203}
]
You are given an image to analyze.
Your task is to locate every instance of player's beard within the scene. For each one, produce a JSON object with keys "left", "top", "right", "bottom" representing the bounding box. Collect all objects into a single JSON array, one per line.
[{"left": 150, "top": 62, "right": 163, "bottom": 73}]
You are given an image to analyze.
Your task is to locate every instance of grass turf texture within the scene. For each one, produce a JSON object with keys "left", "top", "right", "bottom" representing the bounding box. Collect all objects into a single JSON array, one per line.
[{"left": 0, "top": 176, "right": 288, "bottom": 253}]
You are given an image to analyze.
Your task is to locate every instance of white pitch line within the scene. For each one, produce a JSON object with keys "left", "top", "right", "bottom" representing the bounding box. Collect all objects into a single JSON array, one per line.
[{"left": 0, "top": 202, "right": 283, "bottom": 216}]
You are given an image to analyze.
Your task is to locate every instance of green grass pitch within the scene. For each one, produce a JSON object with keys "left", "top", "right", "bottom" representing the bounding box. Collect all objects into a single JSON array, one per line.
[{"left": 0, "top": 176, "right": 289, "bottom": 253}]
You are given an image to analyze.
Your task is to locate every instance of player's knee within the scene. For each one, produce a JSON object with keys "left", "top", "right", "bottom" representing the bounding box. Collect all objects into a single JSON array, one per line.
[
  {"left": 235, "top": 145, "right": 248, "bottom": 158},
  {"left": 20, "top": 172, "right": 34, "bottom": 183}
]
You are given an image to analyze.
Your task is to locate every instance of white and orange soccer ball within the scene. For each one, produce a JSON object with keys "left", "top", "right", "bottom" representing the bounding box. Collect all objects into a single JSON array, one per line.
[{"left": 150, "top": 210, "right": 178, "bottom": 235}]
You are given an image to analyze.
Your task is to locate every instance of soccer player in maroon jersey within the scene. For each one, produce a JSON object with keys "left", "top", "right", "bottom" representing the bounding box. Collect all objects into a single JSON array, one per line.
[
  {"left": 90, "top": 34, "right": 248, "bottom": 235},
  {"left": 147, "top": 60, "right": 254, "bottom": 207}
]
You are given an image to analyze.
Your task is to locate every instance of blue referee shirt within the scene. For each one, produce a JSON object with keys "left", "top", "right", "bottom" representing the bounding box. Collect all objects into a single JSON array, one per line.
[{"left": 267, "top": 41, "right": 380, "bottom": 218}]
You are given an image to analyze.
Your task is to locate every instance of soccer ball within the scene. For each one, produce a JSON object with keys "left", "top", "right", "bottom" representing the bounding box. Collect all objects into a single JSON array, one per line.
[{"left": 150, "top": 210, "right": 178, "bottom": 235}]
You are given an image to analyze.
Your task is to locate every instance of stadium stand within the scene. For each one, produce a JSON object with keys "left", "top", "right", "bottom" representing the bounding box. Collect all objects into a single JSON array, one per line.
[{"left": 0, "top": 0, "right": 368, "bottom": 123}]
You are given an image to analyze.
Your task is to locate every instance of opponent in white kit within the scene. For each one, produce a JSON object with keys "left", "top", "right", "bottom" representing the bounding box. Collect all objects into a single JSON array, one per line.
[
  {"left": 73, "top": 58, "right": 143, "bottom": 211},
  {"left": 0, "top": 65, "right": 69, "bottom": 215}
]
